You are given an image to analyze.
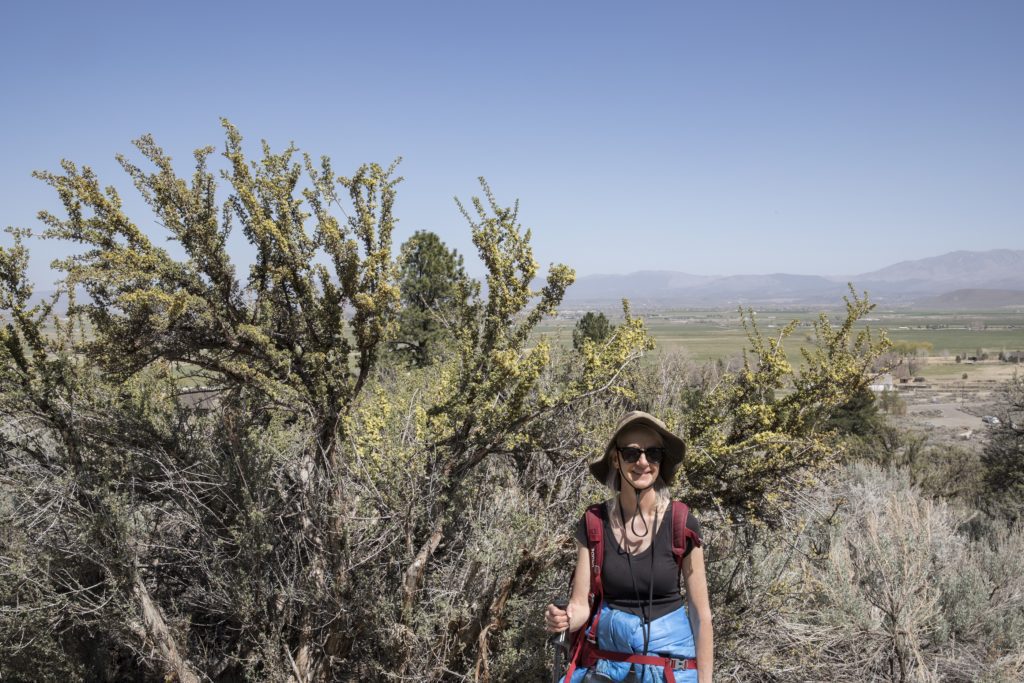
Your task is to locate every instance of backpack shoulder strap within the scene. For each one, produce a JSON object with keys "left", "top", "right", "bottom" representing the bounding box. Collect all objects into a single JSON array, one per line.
[
  {"left": 583, "top": 503, "right": 605, "bottom": 604},
  {"left": 671, "top": 500, "right": 691, "bottom": 568},
  {"left": 564, "top": 503, "right": 606, "bottom": 680}
]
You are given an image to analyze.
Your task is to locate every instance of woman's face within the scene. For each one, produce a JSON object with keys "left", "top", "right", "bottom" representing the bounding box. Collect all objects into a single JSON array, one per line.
[{"left": 612, "top": 425, "right": 663, "bottom": 492}]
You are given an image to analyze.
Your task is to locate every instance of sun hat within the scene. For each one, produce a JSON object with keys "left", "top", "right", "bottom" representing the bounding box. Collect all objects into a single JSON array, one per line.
[{"left": 590, "top": 411, "right": 686, "bottom": 487}]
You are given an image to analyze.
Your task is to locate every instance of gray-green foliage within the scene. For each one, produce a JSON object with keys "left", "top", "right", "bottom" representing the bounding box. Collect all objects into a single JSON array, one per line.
[
  {"left": 844, "top": 426, "right": 986, "bottom": 503},
  {"left": 0, "top": 128, "right": 656, "bottom": 682},
  {"left": 729, "top": 463, "right": 1024, "bottom": 683},
  {"left": 1, "top": 125, "right": 905, "bottom": 682}
]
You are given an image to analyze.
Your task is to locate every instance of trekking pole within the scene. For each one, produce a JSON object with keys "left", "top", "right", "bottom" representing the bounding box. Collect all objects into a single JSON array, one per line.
[{"left": 548, "top": 600, "right": 570, "bottom": 683}]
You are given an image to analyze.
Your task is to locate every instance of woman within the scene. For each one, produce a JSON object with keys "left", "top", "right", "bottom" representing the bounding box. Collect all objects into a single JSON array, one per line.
[{"left": 544, "top": 411, "right": 713, "bottom": 683}]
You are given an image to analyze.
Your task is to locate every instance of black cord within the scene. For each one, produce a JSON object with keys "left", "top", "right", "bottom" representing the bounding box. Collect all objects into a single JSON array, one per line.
[
  {"left": 630, "top": 487, "right": 650, "bottom": 538},
  {"left": 617, "top": 502, "right": 642, "bottom": 681},
  {"left": 617, "top": 457, "right": 654, "bottom": 539},
  {"left": 646, "top": 504, "right": 658, "bottom": 656},
  {"left": 616, "top": 458, "right": 660, "bottom": 678},
  {"left": 616, "top": 487, "right": 659, "bottom": 676}
]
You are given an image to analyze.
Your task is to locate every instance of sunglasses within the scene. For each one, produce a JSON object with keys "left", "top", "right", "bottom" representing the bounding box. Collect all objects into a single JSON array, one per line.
[{"left": 616, "top": 446, "right": 666, "bottom": 465}]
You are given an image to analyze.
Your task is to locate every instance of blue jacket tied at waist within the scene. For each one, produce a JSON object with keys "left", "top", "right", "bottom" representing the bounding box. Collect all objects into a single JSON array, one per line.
[{"left": 562, "top": 604, "right": 697, "bottom": 683}]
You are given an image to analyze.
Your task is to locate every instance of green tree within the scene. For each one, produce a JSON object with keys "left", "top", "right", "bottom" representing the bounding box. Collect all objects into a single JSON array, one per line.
[
  {"left": 981, "top": 375, "right": 1024, "bottom": 522},
  {"left": 572, "top": 311, "right": 614, "bottom": 351},
  {"left": 826, "top": 385, "right": 883, "bottom": 437},
  {"left": 393, "top": 229, "right": 477, "bottom": 367}
]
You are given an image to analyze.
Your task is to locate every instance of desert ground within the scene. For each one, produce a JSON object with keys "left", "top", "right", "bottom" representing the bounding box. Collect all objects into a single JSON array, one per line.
[{"left": 891, "top": 357, "right": 1016, "bottom": 444}]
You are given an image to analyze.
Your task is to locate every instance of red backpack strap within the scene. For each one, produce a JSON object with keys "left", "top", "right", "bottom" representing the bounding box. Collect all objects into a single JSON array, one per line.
[
  {"left": 564, "top": 503, "right": 606, "bottom": 681},
  {"left": 584, "top": 503, "right": 605, "bottom": 607},
  {"left": 583, "top": 503, "right": 605, "bottom": 643},
  {"left": 671, "top": 500, "right": 695, "bottom": 568}
]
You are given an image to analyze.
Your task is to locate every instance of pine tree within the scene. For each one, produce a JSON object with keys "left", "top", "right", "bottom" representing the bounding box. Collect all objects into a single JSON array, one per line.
[
  {"left": 393, "top": 230, "right": 477, "bottom": 367},
  {"left": 572, "top": 311, "right": 614, "bottom": 351},
  {"left": 981, "top": 376, "right": 1024, "bottom": 522}
]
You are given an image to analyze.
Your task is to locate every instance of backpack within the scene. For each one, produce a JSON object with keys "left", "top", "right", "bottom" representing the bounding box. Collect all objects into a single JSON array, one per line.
[{"left": 561, "top": 500, "right": 700, "bottom": 683}]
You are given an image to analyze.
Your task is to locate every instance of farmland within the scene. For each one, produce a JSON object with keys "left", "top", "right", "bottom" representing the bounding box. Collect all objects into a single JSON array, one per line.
[{"left": 541, "top": 307, "right": 1024, "bottom": 369}]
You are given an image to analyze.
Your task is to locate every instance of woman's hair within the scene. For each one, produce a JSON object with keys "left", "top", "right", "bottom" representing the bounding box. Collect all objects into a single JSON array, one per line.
[
  {"left": 605, "top": 470, "right": 671, "bottom": 523},
  {"left": 604, "top": 422, "right": 671, "bottom": 525}
]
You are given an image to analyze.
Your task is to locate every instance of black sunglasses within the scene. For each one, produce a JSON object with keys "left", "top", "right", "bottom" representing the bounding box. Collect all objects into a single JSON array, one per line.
[{"left": 616, "top": 446, "right": 666, "bottom": 465}]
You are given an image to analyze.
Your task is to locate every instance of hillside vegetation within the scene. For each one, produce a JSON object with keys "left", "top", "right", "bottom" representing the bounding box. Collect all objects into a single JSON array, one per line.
[{"left": 2, "top": 126, "right": 1021, "bottom": 682}]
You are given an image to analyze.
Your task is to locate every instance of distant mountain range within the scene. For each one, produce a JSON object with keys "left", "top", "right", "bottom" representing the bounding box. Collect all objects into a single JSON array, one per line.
[
  {"left": 25, "top": 249, "right": 1024, "bottom": 312},
  {"left": 562, "top": 250, "right": 1024, "bottom": 309}
]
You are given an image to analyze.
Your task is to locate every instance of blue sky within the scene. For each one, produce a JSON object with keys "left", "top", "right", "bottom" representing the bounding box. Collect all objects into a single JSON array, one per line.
[{"left": 2, "top": 0, "right": 1022, "bottom": 286}]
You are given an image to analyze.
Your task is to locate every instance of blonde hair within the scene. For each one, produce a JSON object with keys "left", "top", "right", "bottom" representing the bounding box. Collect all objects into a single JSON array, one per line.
[{"left": 604, "top": 464, "right": 671, "bottom": 528}]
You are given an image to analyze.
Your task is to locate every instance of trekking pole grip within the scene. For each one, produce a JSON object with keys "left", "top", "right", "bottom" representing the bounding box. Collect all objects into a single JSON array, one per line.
[
  {"left": 553, "top": 600, "right": 569, "bottom": 641},
  {"left": 550, "top": 600, "right": 571, "bottom": 683}
]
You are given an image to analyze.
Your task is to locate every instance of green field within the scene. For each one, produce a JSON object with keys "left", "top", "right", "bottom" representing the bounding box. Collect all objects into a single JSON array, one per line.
[{"left": 539, "top": 308, "right": 1024, "bottom": 364}]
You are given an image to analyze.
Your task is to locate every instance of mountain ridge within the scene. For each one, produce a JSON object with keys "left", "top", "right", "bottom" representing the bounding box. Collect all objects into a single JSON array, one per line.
[{"left": 562, "top": 249, "right": 1024, "bottom": 307}]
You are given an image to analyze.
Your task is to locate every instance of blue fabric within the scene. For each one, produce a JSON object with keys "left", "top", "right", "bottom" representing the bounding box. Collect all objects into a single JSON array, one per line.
[{"left": 561, "top": 604, "right": 698, "bottom": 683}]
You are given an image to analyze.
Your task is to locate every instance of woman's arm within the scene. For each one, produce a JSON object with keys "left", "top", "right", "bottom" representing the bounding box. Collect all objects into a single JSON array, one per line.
[
  {"left": 544, "top": 543, "right": 592, "bottom": 633},
  {"left": 683, "top": 546, "right": 713, "bottom": 683}
]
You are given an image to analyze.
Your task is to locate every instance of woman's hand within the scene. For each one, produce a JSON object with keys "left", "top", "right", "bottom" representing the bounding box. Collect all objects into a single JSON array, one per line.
[
  {"left": 543, "top": 602, "right": 573, "bottom": 633},
  {"left": 544, "top": 543, "right": 592, "bottom": 634}
]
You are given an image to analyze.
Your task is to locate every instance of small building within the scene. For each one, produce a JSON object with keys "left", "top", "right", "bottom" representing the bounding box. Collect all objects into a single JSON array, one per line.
[{"left": 869, "top": 374, "right": 895, "bottom": 392}]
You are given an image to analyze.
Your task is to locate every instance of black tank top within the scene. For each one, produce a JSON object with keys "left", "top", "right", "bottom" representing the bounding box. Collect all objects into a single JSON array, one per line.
[{"left": 575, "top": 504, "right": 702, "bottom": 620}]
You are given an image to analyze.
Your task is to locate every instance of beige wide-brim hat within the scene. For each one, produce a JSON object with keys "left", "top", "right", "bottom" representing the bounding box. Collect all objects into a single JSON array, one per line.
[{"left": 589, "top": 411, "right": 686, "bottom": 488}]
